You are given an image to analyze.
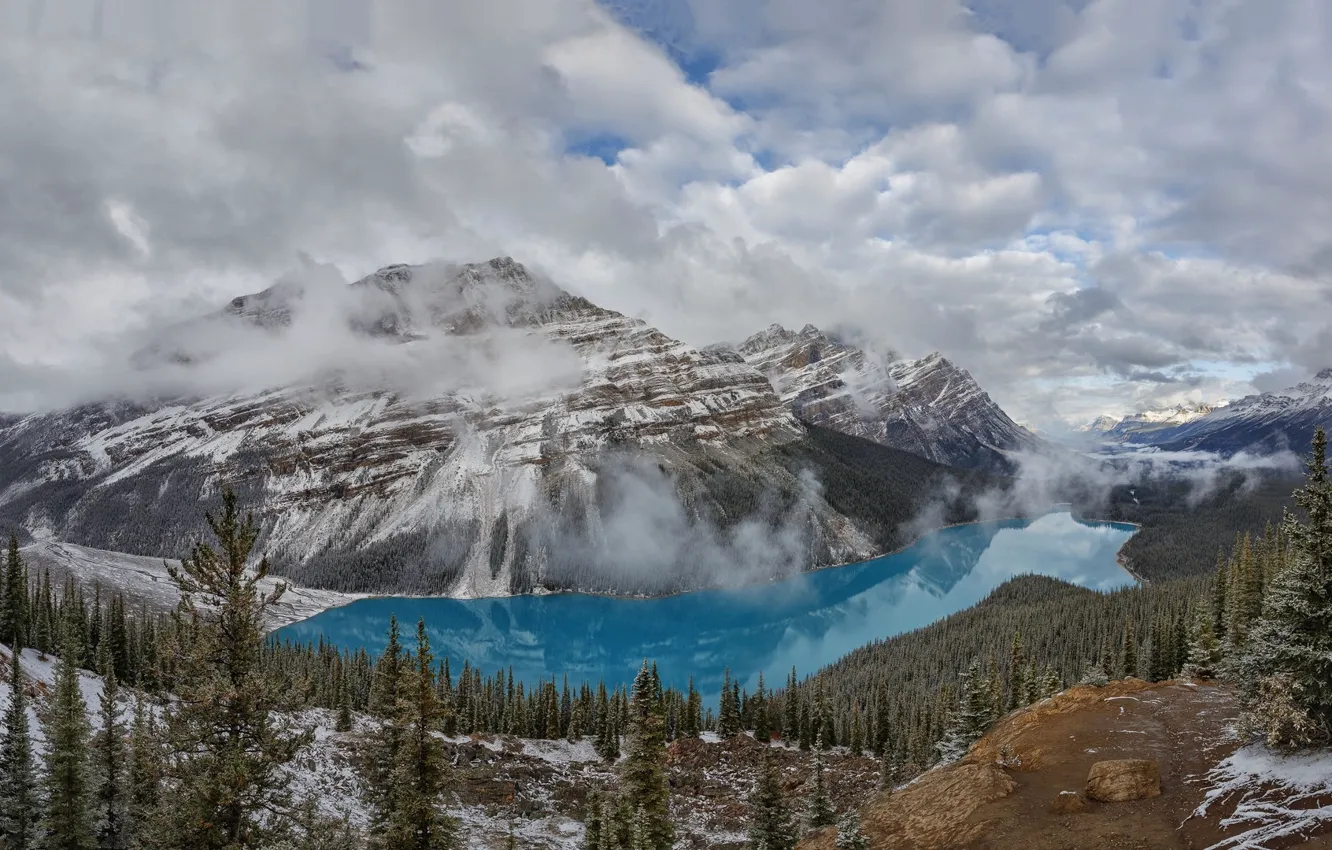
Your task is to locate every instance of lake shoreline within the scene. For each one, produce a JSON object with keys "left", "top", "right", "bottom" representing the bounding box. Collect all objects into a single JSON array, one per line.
[{"left": 269, "top": 510, "right": 1143, "bottom": 629}]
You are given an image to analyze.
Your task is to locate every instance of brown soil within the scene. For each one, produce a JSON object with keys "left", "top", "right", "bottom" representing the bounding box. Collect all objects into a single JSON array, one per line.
[{"left": 800, "top": 679, "right": 1332, "bottom": 850}]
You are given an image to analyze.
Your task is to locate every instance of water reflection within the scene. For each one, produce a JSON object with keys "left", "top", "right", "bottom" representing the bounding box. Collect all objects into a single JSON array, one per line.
[{"left": 273, "top": 513, "right": 1136, "bottom": 703}]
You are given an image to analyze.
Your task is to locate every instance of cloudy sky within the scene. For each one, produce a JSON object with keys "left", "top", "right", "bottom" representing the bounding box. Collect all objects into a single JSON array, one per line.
[{"left": 2, "top": 0, "right": 1330, "bottom": 426}]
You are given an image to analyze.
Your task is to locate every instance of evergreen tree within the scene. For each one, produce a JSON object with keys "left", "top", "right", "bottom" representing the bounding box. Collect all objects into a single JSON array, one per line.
[
  {"left": 682, "top": 678, "right": 701, "bottom": 739},
  {"left": 92, "top": 669, "right": 128, "bottom": 850},
  {"left": 150, "top": 489, "right": 313, "bottom": 849},
  {"left": 1183, "top": 609, "right": 1222, "bottom": 680},
  {"left": 747, "top": 751, "right": 795, "bottom": 850},
  {"left": 1120, "top": 621, "right": 1138, "bottom": 679},
  {"left": 126, "top": 698, "right": 161, "bottom": 846},
  {"left": 753, "top": 672, "right": 770, "bottom": 744},
  {"left": 1006, "top": 631, "right": 1027, "bottom": 711},
  {"left": 936, "top": 659, "right": 987, "bottom": 763},
  {"left": 1237, "top": 428, "right": 1332, "bottom": 746},
  {"left": 872, "top": 682, "right": 891, "bottom": 756},
  {"left": 380, "top": 620, "right": 457, "bottom": 850},
  {"left": 805, "top": 731, "right": 834, "bottom": 830},
  {"left": 718, "top": 670, "right": 741, "bottom": 738},
  {"left": 0, "top": 536, "right": 27, "bottom": 649},
  {"left": 583, "top": 792, "right": 603, "bottom": 850},
  {"left": 0, "top": 650, "right": 36, "bottom": 850},
  {"left": 363, "top": 616, "right": 406, "bottom": 833},
  {"left": 783, "top": 668, "right": 799, "bottom": 745},
  {"left": 834, "top": 811, "right": 868, "bottom": 850},
  {"left": 1038, "top": 665, "right": 1061, "bottom": 699},
  {"left": 620, "top": 661, "right": 672, "bottom": 850},
  {"left": 41, "top": 620, "right": 95, "bottom": 850}
]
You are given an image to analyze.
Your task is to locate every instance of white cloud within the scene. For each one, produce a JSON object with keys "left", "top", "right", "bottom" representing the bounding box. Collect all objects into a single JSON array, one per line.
[{"left": 1, "top": 0, "right": 1331, "bottom": 431}]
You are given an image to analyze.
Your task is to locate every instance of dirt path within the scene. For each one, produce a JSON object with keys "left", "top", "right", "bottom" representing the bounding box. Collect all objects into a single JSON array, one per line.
[{"left": 964, "top": 681, "right": 1255, "bottom": 849}]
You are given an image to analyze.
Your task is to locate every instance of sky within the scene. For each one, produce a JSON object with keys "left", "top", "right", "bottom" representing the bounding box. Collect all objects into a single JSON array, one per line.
[{"left": 1, "top": 0, "right": 1330, "bottom": 427}]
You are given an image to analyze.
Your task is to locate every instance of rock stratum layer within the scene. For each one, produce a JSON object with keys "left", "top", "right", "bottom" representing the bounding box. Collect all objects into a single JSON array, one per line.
[
  {"left": 0, "top": 258, "right": 992, "bottom": 596},
  {"left": 734, "top": 324, "right": 1041, "bottom": 472}
]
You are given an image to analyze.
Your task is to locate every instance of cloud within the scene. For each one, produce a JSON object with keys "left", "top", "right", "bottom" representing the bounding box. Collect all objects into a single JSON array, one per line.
[{"left": 2, "top": 0, "right": 1332, "bottom": 433}]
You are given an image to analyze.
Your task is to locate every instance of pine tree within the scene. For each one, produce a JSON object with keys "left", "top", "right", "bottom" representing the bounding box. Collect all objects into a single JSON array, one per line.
[
  {"left": 936, "top": 659, "right": 988, "bottom": 763},
  {"left": 718, "top": 670, "right": 741, "bottom": 738},
  {"left": 620, "top": 661, "right": 672, "bottom": 850},
  {"left": 583, "top": 792, "right": 603, "bottom": 850},
  {"left": 41, "top": 619, "right": 96, "bottom": 850},
  {"left": 834, "top": 811, "right": 868, "bottom": 850},
  {"left": 92, "top": 668, "right": 129, "bottom": 850},
  {"left": 127, "top": 698, "right": 161, "bottom": 845},
  {"left": 872, "top": 681, "right": 891, "bottom": 756},
  {"left": 380, "top": 620, "right": 457, "bottom": 850},
  {"left": 753, "top": 672, "right": 770, "bottom": 744},
  {"left": 1038, "top": 665, "right": 1061, "bottom": 699},
  {"left": 748, "top": 750, "right": 795, "bottom": 850},
  {"left": 0, "top": 536, "right": 28, "bottom": 649},
  {"left": 149, "top": 489, "right": 313, "bottom": 849},
  {"left": 1120, "top": 621, "right": 1138, "bottom": 679},
  {"left": 0, "top": 650, "right": 36, "bottom": 850},
  {"left": 682, "top": 677, "right": 701, "bottom": 739},
  {"left": 783, "top": 668, "right": 799, "bottom": 745},
  {"left": 1236, "top": 428, "right": 1332, "bottom": 746},
  {"left": 363, "top": 615, "right": 406, "bottom": 832},
  {"left": 1007, "top": 631, "right": 1027, "bottom": 711},
  {"left": 1183, "top": 609, "right": 1221, "bottom": 680},
  {"left": 806, "top": 730, "right": 834, "bottom": 829}
]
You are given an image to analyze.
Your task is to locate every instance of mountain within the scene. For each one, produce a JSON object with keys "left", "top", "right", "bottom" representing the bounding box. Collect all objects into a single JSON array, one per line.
[
  {"left": 1075, "top": 414, "right": 1121, "bottom": 434},
  {"left": 0, "top": 258, "right": 995, "bottom": 597},
  {"left": 732, "top": 323, "right": 1042, "bottom": 472},
  {"left": 1117, "top": 371, "right": 1332, "bottom": 455},
  {"left": 1105, "top": 402, "right": 1226, "bottom": 441}
]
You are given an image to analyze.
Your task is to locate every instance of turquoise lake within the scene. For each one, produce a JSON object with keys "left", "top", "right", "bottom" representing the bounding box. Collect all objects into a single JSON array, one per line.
[{"left": 273, "top": 513, "right": 1136, "bottom": 702}]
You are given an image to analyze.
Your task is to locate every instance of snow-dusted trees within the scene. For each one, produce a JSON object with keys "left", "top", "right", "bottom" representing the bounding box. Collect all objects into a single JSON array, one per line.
[
  {"left": 1235, "top": 428, "right": 1332, "bottom": 747},
  {"left": 748, "top": 750, "right": 795, "bottom": 850},
  {"left": 0, "top": 650, "right": 37, "bottom": 850}
]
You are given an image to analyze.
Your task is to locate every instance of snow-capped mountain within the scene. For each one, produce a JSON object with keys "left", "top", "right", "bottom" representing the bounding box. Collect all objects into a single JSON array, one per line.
[
  {"left": 732, "top": 324, "right": 1042, "bottom": 471},
  {"left": 1106, "top": 402, "right": 1226, "bottom": 441},
  {"left": 1076, "top": 415, "right": 1121, "bottom": 434},
  {"left": 0, "top": 259, "right": 988, "bottom": 597},
  {"left": 1118, "top": 372, "right": 1332, "bottom": 455}
]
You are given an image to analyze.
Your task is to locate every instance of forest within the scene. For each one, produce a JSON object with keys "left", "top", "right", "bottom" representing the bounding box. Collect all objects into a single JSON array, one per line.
[{"left": 0, "top": 432, "right": 1330, "bottom": 848}]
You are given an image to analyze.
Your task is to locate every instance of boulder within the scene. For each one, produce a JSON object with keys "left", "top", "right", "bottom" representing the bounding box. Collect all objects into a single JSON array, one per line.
[
  {"left": 1049, "top": 790, "right": 1089, "bottom": 814},
  {"left": 1085, "top": 759, "right": 1161, "bottom": 802}
]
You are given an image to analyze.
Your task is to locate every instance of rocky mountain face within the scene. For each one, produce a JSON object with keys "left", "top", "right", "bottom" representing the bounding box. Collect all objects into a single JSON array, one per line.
[
  {"left": 0, "top": 258, "right": 1003, "bottom": 597},
  {"left": 733, "top": 324, "right": 1041, "bottom": 472},
  {"left": 1087, "top": 402, "right": 1226, "bottom": 443},
  {"left": 1114, "top": 371, "right": 1332, "bottom": 455}
]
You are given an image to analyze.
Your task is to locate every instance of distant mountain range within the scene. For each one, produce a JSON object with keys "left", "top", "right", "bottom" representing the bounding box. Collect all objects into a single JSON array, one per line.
[
  {"left": 1082, "top": 376, "right": 1332, "bottom": 456},
  {"left": 0, "top": 258, "right": 1015, "bottom": 596}
]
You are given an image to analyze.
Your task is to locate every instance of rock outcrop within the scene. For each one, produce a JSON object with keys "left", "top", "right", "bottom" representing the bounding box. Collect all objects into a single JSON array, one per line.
[
  {"left": 1084, "top": 759, "right": 1161, "bottom": 803},
  {"left": 734, "top": 324, "right": 1042, "bottom": 471}
]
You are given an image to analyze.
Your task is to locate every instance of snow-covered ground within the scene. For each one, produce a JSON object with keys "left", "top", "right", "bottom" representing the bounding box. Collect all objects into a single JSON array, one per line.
[
  {"left": 1193, "top": 742, "right": 1332, "bottom": 849},
  {"left": 22, "top": 540, "right": 362, "bottom": 630}
]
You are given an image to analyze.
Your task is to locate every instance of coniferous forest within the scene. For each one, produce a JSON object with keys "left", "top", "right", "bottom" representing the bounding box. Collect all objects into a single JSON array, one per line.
[{"left": 1, "top": 434, "right": 1331, "bottom": 848}]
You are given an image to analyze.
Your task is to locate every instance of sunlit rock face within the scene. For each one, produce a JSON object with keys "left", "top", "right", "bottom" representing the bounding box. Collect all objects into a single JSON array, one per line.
[
  {"left": 735, "top": 323, "right": 1042, "bottom": 472},
  {"left": 0, "top": 259, "right": 881, "bottom": 596}
]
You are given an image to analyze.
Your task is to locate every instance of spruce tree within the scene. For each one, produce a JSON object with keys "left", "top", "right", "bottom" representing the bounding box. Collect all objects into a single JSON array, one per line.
[
  {"left": 718, "top": 670, "right": 741, "bottom": 738},
  {"left": 620, "top": 661, "right": 672, "bottom": 850},
  {"left": 1120, "top": 621, "right": 1138, "bottom": 679},
  {"left": 806, "top": 730, "right": 834, "bottom": 829},
  {"left": 0, "top": 650, "right": 36, "bottom": 850},
  {"left": 1237, "top": 428, "right": 1332, "bottom": 746},
  {"left": 682, "top": 678, "right": 701, "bottom": 739},
  {"left": 747, "top": 750, "right": 794, "bottom": 850},
  {"left": 753, "top": 672, "right": 770, "bottom": 744},
  {"left": 380, "top": 620, "right": 457, "bottom": 850},
  {"left": 936, "top": 659, "right": 987, "bottom": 763},
  {"left": 150, "top": 489, "right": 313, "bottom": 849},
  {"left": 872, "top": 681, "right": 891, "bottom": 756},
  {"left": 92, "top": 669, "right": 128, "bottom": 850},
  {"left": 583, "top": 792, "right": 603, "bottom": 850},
  {"left": 41, "top": 619, "right": 96, "bottom": 850},
  {"left": 0, "top": 536, "right": 27, "bottom": 650},
  {"left": 783, "top": 668, "right": 799, "bottom": 745},
  {"left": 126, "top": 698, "right": 161, "bottom": 846},
  {"left": 834, "top": 811, "right": 868, "bottom": 850},
  {"left": 1183, "top": 609, "right": 1221, "bottom": 680},
  {"left": 363, "top": 615, "right": 406, "bottom": 832}
]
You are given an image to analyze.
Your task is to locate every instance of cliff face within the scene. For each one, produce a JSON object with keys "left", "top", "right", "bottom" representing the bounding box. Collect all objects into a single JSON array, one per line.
[
  {"left": 0, "top": 259, "right": 886, "bottom": 595},
  {"left": 735, "top": 324, "right": 1042, "bottom": 472}
]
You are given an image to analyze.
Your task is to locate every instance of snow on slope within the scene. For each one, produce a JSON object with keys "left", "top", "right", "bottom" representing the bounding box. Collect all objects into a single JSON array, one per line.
[
  {"left": 1194, "top": 742, "right": 1332, "bottom": 849},
  {"left": 21, "top": 540, "right": 360, "bottom": 629},
  {"left": 1116, "top": 371, "right": 1332, "bottom": 455},
  {"left": 734, "top": 323, "right": 1042, "bottom": 471},
  {"left": 0, "top": 259, "right": 878, "bottom": 598}
]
